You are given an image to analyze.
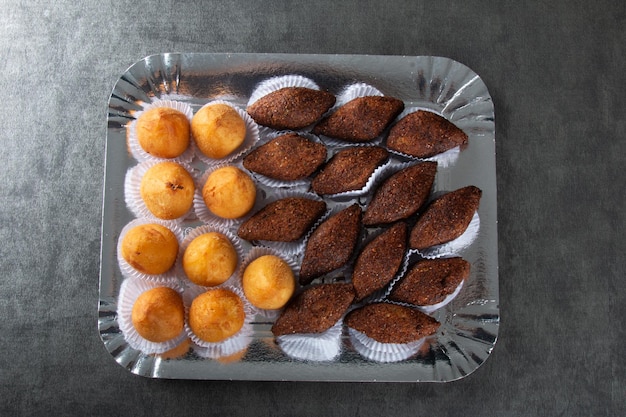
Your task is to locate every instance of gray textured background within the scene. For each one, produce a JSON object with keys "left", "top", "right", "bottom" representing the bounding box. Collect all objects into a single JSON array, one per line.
[{"left": 0, "top": 0, "right": 624, "bottom": 416}]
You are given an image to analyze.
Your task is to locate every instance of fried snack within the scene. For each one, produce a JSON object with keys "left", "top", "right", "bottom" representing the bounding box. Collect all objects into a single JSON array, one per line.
[
  {"left": 202, "top": 166, "right": 256, "bottom": 219},
  {"left": 271, "top": 283, "right": 355, "bottom": 336},
  {"left": 312, "top": 96, "right": 404, "bottom": 142},
  {"left": 352, "top": 222, "right": 407, "bottom": 301},
  {"left": 140, "top": 161, "right": 195, "bottom": 220},
  {"left": 362, "top": 161, "right": 437, "bottom": 226},
  {"left": 345, "top": 303, "right": 440, "bottom": 344},
  {"left": 299, "top": 204, "right": 362, "bottom": 285},
  {"left": 242, "top": 255, "right": 295, "bottom": 310},
  {"left": 191, "top": 103, "right": 247, "bottom": 159},
  {"left": 247, "top": 87, "right": 336, "bottom": 130},
  {"left": 387, "top": 110, "right": 468, "bottom": 158},
  {"left": 188, "top": 288, "right": 245, "bottom": 343},
  {"left": 311, "top": 146, "right": 388, "bottom": 195},
  {"left": 237, "top": 197, "right": 327, "bottom": 242},
  {"left": 388, "top": 257, "right": 470, "bottom": 306},
  {"left": 182, "top": 232, "right": 238, "bottom": 287},
  {"left": 409, "top": 185, "right": 482, "bottom": 250},
  {"left": 242, "top": 133, "right": 327, "bottom": 181},
  {"left": 131, "top": 287, "right": 185, "bottom": 343},
  {"left": 121, "top": 223, "right": 179, "bottom": 275},
  {"left": 136, "top": 107, "right": 190, "bottom": 159}
]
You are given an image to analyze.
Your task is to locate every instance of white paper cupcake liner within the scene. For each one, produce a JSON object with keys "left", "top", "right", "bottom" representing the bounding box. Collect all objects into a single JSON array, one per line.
[
  {"left": 237, "top": 246, "right": 299, "bottom": 319},
  {"left": 247, "top": 75, "right": 320, "bottom": 107},
  {"left": 192, "top": 339, "right": 251, "bottom": 360},
  {"left": 117, "top": 277, "right": 187, "bottom": 355},
  {"left": 385, "top": 107, "right": 462, "bottom": 168},
  {"left": 237, "top": 189, "right": 327, "bottom": 256},
  {"left": 334, "top": 82, "right": 383, "bottom": 108},
  {"left": 242, "top": 131, "right": 326, "bottom": 188},
  {"left": 177, "top": 224, "right": 247, "bottom": 288},
  {"left": 193, "top": 162, "right": 263, "bottom": 228},
  {"left": 276, "top": 320, "right": 344, "bottom": 361},
  {"left": 124, "top": 161, "right": 197, "bottom": 224},
  {"left": 116, "top": 218, "right": 185, "bottom": 283},
  {"left": 183, "top": 284, "right": 255, "bottom": 358},
  {"left": 127, "top": 99, "right": 196, "bottom": 164},
  {"left": 415, "top": 211, "right": 480, "bottom": 258},
  {"left": 192, "top": 100, "right": 260, "bottom": 165},
  {"left": 348, "top": 328, "right": 425, "bottom": 363}
]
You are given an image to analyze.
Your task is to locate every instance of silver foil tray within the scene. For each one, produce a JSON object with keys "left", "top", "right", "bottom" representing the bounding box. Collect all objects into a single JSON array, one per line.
[{"left": 99, "top": 53, "right": 499, "bottom": 382}]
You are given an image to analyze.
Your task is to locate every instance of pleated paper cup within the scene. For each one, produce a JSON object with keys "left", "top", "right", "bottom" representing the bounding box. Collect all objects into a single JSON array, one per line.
[
  {"left": 183, "top": 284, "right": 255, "bottom": 359},
  {"left": 127, "top": 99, "right": 195, "bottom": 164},
  {"left": 124, "top": 160, "right": 197, "bottom": 224},
  {"left": 117, "top": 277, "right": 187, "bottom": 355},
  {"left": 276, "top": 320, "right": 344, "bottom": 362},
  {"left": 247, "top": 75, "right": 320, "bottom": 107},
  {"left": 347, "top": 328, "right": 425, "bottom": 363},
  {"left": 192, "top": 100, "right": 260, "bottom": 165},
  {"left": 237, "top": 246, "right": 299, "bottom": 320},
  {"left": 177, "top": 223, "right": 247, "bottom": 288},
  {"left": 116, "top": 218, "right": 184, "bottom": 283}
]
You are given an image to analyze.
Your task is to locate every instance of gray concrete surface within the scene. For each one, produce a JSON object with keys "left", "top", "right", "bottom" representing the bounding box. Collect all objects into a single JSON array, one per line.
[{"left": 0, "top": 0, "right": 623, "bottom": 415}]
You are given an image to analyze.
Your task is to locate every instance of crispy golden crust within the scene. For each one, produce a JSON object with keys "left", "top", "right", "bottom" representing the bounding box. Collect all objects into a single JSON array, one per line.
[
  {"left": 121, "top": 224, "right": 179, "bottom": 275},
  {"left": 136, "top": 107, "right": 190, "bottom": 159},
  {"left": 352, "top": 222, "right": 407, "bottom": 301},
  {"left": 182, "top": 232, "right": 238, "bottom": 287},
  {"left": 188, "top": 288, "right": 245, "bottom": 343},
  {"left": 363, "top": 162, "right": 437, "bottom": 226},
  {"left": 409, "top": 186, "right": 482, "bottom": 250},
  {"left": 271, "top": 283, "right": 355, "bottom": 336},
  {"left": 132, "top": 287, "right": 185, "bottom": 343},
  {"left": 299, "top": 204, "right": 362, "bottom": 285},
  {"left": 140, "top": 162, "right": 195, "bottom": 220},
  {"left": 312, "top": 96, "right": 404, "bottom": 142},
  {"left": 387, "top": 110, "right": 468, "bottom": 158},
  {"left": 191, "top": 103, "right": 246, "bottom": 159},
  {"left": 202, "top": 166, "right": 256, "bottom": 219},
  {"left": 242, "top": 255, "right": 295, "bottom": 310},
  {"left": 238, "top": 197, "right": 327, "bottom": 242},
  {"left": 243, "top": 133, "right": 327, "bottom": 181},
  {"left": 388, "top": 257, "right": 470, "bottom": 306},
  {"left": 247, "top": 87, "right": 336, "bottom": 130},
  {"left": 345, "top": 303, "right": 440, "bottom": 344},
  {"left": 311, "top": 146, "right": 388, "bottom": 195}
]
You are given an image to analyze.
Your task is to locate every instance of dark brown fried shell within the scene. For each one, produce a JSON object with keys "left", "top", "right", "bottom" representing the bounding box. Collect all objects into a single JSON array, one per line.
[
  {"left": 237, "top": 197, "right": 327, "bottom": 242},
  {"left": 271, "top": 283, "right": 355, "bottom": 336},
  {"left": 387, "top": 110, "right": 468, "bottom": 158},
  {"left": 243, "top": 133, "right": 327, "bottom": 181},
  {"left": 312, "top": 96, "right": 404, "bottom": 142},
  {"left": 345, "top": 303, "right": 440, "bottom": 344},
  {"left": 352, "top": 222, "right": 407, "bottom": 301},
  {"left": 311, "top": 146, "right": 388, "bottom": 195},
  {"left": 388, "top": 257, "right": 470, "bottom": 306},
  {"left": 299, "top": 204, "right": 362, "bottom": 285},
  {"left": 362, "top": 161, "right": 437, "bottom": 226},
  {"left": 246, "top": 87, "right": 336, "bottom": 130},
  {"left": 409, "top": 185, "right": 482, "bottom": 250}
]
